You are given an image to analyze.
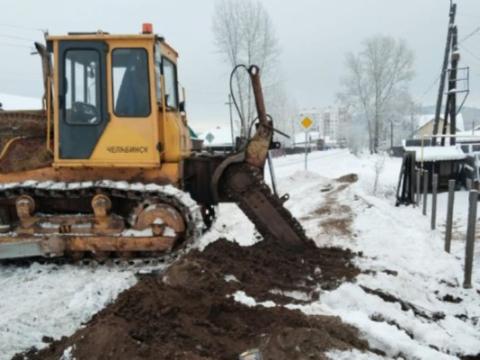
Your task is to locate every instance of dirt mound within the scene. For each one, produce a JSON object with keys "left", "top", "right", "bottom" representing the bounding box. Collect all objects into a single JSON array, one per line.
[{"left": 16, "top": 239, "right": 369, "bottom": 360}]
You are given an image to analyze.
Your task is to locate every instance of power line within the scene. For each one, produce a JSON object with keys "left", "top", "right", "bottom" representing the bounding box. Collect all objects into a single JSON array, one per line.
[
  {"left": 457, "top": 13, "right": 480, "bottom": 21},
  {"left": 0, "top": 33, "right": 38, "bottom": 42},
  {"left": 460, "top": 26, "right": 480, "bottom": 44},
  {"left": 459, "top": 44, "right": 480, "bottom": 63},
  {"left": 420, "top": 73, "right": 441, "bottom": 99},
  {"left": 0, "top": 23, "right": 43, "bottom": 33},
  {"left": 0, "top": 42, "right": 33, "bottom": 49}
]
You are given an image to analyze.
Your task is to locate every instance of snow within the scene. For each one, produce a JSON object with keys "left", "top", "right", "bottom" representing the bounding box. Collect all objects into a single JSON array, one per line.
[
  {"left": 1, "top": 149, "right": 479, "bottom": 359},
  {"left": 327, "top": 349, "right": 385, "bottom": 360},
  {"left": 60, "top": 346, "right": 75, "bottom": 360},
  {"left": 231, "top": 290, "right": 276, "bottom": 308},
  {"left": 293, "top": 131, "right": 321, "bottom": 145},
  {"left": 247, "top": 150, "right": 479, "bottom": 358},
  {"left": 0, "top": 264, "right": 136, "bottom": 359},
  {"left": 194, "top": 202, "right": 259, "bottom": 250},
  {"left": 121, "top": 228, "right": 154, "bottom": 237},
  {"left": 455, "top": 129, "right": 480, "bottom": 143},
  {"left": 404, "top": 145, "right": 467, "bottom": 161},
  {"left": 224, "top": 274, "right": 239, "bottom": 283},
  {"left": 0, "top": 93, "right": 42, "bottom": 111}
]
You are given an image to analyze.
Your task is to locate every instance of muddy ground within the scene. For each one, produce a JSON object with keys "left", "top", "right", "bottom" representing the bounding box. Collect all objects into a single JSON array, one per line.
[{"left": 14, "top": 236, "right": 374, "bottom": 360}]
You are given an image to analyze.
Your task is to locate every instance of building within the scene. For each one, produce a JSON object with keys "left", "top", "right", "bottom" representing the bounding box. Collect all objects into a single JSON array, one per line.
[
  {"left": 297, "top": 106, "right": 351, "bottom": 148},
  {"left": 414, "top": 114, "right": 465, "bottom": 139}
]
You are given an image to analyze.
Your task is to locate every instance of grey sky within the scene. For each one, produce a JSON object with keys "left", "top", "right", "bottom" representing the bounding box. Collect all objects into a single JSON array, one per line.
[{"left": 1, "top": 0, "right": 480, "bottom": 131}]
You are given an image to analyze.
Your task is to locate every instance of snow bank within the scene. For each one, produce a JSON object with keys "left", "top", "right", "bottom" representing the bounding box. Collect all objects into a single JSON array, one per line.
[
  {"left": 272, "top": 150, "right": 480, "bottom": 359},
  {"left": 404, "top": 145, "right": 467, "bottom": 162}
]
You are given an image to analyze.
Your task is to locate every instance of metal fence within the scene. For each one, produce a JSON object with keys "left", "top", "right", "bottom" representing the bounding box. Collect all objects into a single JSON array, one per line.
[{"left": 417, "top": 172, "right": 477, "bottom": 288}]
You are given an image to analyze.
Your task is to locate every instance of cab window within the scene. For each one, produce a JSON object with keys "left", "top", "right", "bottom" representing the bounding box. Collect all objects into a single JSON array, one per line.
[
  {"left": 64, "top": 49, "right": 101, "bottom": 125},
  {"left": 162, "top": 57, "right": 178, "bottom": 109},
  {"left": 112, "top": 48, "right": 150, "bottom": 117}
]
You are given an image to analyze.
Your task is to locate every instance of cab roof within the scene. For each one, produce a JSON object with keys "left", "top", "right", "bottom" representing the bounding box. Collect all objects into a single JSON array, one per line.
[
  {"left": 47, "top": 32, "right": 157, "bottom": 41},
  {"left": 46, "top": 32, "right": 178, "bottom": 57}
]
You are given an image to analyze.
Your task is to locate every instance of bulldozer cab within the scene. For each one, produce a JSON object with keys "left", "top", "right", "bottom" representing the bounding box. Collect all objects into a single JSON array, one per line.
[{"left": 45, "top": 27, "right": 190, "bottom": 169}]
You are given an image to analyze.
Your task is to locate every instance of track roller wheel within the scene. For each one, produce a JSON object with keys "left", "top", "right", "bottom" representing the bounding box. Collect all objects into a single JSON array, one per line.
[{"left": 131, "top": 202, "right": 186, "bottom": 240}]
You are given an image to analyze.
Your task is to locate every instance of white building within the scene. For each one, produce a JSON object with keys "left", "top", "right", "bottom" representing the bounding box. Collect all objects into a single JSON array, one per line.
[{"left": 297, "top": 106, "right": 351, "bottom": 148}]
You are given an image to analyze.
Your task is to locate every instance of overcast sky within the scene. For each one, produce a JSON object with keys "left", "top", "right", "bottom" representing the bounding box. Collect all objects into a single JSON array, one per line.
[{"left": 1, "top": 0, "right": 480, "bottom": 131}]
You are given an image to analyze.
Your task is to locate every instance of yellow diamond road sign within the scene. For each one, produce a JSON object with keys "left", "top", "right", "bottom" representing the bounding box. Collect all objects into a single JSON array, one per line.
[{"left": 301, "top": 117, "right": 313, "bottom": 129}]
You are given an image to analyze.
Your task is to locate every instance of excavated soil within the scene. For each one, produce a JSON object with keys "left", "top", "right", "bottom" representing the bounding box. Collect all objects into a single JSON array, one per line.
[{"left": 15, "top": 239, "right": 370, "bottom": 360}]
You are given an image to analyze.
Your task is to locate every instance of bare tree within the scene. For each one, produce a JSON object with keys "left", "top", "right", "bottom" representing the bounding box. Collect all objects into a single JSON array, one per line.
[
  {"left": 338, "top": 36, "right": 414, "bottom": 153},
  {"left": 267, "top": 81, "right": 299, "bottom": 148},
  {"left": 389, "top": 91, "right": 420, "bottom": 146},
  {"left": 212, "top": 0, "right": 280, "bottom": 137}
]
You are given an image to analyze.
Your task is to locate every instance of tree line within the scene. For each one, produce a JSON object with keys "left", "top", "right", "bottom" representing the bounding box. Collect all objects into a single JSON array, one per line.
[{"left": 212, "top": 0, "right": 418, "bottom": 153}]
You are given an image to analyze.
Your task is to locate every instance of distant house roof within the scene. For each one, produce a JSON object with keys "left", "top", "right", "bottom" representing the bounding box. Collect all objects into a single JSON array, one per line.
[
  {"left": 416, "top": 113, "right": 465, "bottom": 132},
  {"left": 0, "top": 93, "right": 42, "bottom": 110},
  {"left": 404, "top": 145, "right": 467, "bottom": 162}
]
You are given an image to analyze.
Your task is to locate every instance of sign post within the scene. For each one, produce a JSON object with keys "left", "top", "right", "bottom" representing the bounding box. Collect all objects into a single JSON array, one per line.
[{"left": 300, "top": 117, "right": 313, "bottom": 171}]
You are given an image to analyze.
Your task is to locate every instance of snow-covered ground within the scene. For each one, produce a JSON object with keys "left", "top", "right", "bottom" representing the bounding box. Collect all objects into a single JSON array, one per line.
[
  {"left": 215, "top": 149, "right": 480, "bottom": 359},
  {"left": 0, "top": 149, "right": 479, "bottom": 359},
  {"left": 0, "top": 265, "right": 136, "bottom": 359}
]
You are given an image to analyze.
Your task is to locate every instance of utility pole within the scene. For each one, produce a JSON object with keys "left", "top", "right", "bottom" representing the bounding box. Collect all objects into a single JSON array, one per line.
[
  {"left": 449, "top": 26, "right": 459, "bottom": 145},
  {"left": 225, "top": 94, "right": 235, "bottom": 149},
  {"left": 432, "top": 1, "right": 456, "bottom": 146},
  {"left": 440, "top": 26, "right": 459, "bottom": 146}
]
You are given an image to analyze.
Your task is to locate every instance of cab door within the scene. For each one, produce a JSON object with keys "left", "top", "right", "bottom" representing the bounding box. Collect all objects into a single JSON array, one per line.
[
  {"left": 58, "top": 41, "right": 109, "bottom": 159},
  {"left": 87, "top": 43, "right": 160, "bottom": 167}
]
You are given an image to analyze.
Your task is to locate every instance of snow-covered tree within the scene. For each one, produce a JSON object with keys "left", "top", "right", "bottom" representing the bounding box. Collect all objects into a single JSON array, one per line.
[
  {"left": 338, "top": 36, "right": 415, "bottom": 153},
  {"left": 212, "top": 0, "right": 281, "bottom": 137}
]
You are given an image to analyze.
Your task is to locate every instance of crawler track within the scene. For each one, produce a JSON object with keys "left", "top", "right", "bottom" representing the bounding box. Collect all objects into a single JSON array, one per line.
[{"left": 0, "top": 180, "right": 203, "bottom": 264}]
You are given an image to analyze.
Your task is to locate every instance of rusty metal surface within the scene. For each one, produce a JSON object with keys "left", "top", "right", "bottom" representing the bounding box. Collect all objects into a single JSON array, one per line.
[
  {"left": 0, "top": 181, "right": 202, "bottom": 260},
  {"left": 245, "top": 66, "right": 273, "bottom": 169},
  {"left": 90, "top": 194, "right": 124, "bottom": 234},
  {"left": 222, "top": 164, "right": 310, "bottom": 248},
  {"left": 0, "top": 235, "right": 176, "bottom": 258},
  {"left": 133, "top": 203, "right": 186, "bottom": 235},
  {"left": 209, "top": 66, "right": 309, "bottom": 248},
  {"left": 67, "top": 236, "right": 176, "bottom": 252}
]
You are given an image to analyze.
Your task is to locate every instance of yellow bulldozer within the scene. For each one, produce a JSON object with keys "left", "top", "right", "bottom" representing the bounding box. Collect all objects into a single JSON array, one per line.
[{"left": 0, "top": 24, "right": 308, "bottom": 261}]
